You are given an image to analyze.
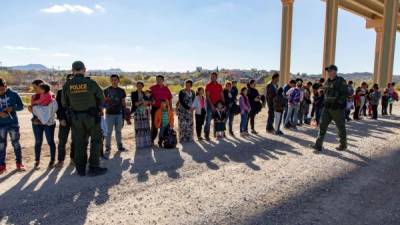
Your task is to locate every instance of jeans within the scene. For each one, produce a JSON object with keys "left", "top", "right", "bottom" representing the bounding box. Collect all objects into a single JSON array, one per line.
[
  {"left": 159, "top": 125, "right": 169, "bottom": 141},
  {"left": 315, "top": 107, "right": 322, "bottom": 125},
  {"left": 283, "top": 102, "right": 289, "bottom": 122},
  {"left": 285, "top": 104, "right": 300, "bottom": 127},
  {"left": 0, "top": 124, "right": 22, "bottom": 166},
  {"left": 204, "top": 103, "right": 214, "bottom": 137},
  {"left": 353, "top": 106, "right": 360, "bottom": 120},
  {"left": 247, "top": 110, "right": 257, "bottom": 131},
  {"left": 225, "top": 110, "right": 234, "bottom": 132},
  {"left": 240, "top": 112, "right": 248, "bottom": 132},
  {"left": 274, "top": 112, "right": 283, "bottom": 132},
  {"left": 266, "top": 103, "right": 274, "bottom": 131},
  {"left": 32, "top": 124, "right": 56, "bottom": 162},
  {"left": 372, "top": 104, "right": 378, "bottom": 119},
  {"left": 105, "top": 114, "right": 124, "bottom": 151}
]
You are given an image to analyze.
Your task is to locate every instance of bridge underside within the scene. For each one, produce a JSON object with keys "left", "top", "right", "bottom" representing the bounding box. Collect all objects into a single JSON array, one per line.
[{"left": 279, "top": 0, "right": 399, "bottom": 88}]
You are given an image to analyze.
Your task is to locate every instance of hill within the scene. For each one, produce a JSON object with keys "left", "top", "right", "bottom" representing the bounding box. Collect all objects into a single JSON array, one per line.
[{"left": 10, "top": 64, "right": 49, "bottom": 71}]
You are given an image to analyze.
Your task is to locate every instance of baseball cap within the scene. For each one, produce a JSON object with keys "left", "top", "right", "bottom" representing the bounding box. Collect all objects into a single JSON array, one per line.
[
  {"left": 72, "top": 61, "right": 85, "bottom": 71},
  {"left": 325, "top": 64, "right": 338, "bottom": 72}
]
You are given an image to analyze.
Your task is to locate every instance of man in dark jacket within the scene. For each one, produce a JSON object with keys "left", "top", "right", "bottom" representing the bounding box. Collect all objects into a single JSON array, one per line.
[
  {"left": 0, "top": 78, "right": 25, "bottom": 174},
  {"left": 56, "top": 74, "right": 74, "bottom": 167},
  {"left": 265, "top": 73, "right": 279, "bottom": 132}
]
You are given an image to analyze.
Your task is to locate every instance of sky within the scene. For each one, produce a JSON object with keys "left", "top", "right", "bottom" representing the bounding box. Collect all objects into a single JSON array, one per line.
[{"left": 0, "top": 0, "right": 399, "bottom": 74}]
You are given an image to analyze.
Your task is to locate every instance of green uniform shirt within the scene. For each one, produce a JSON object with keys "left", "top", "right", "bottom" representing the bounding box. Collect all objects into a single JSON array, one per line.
[
  {"left": 62, "top": 74, "right": 104, "bottom": 111},
  {"left": 323, "top": 76, "right": 348, "bottom": 109}
]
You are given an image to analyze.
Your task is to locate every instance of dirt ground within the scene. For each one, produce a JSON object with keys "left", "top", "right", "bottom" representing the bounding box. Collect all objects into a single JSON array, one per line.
[{"left": 1, "top": 105, "right": 400, "bottom": 225}]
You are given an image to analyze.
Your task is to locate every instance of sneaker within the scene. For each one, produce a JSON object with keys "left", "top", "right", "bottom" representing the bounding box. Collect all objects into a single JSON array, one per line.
[
  {"left": 310, "top": 144, "right": 322, "bottom": 152},
  {"left": 205, "top": 135, "right": 210, "bottom": 141},
  {"left": 197, "top": 136, "right": 203, "bottom": 141},
  {"left": 16, "top": 163, "right": 26, "bottom": 172},
  {"left": 88, "top": 167, "right": 107, "bottom": 177},
  {"left": 0, "top": 165, "right": 6, "bottom": 174},
  {"left": 251, "top": 130, "right": 258, "bottom": 135},
  {"left": 55, "top": 161, "right": 64, "bottom": 168},
  {"left": 275, "top": 130, "right": 284, "bottom": 135},
  {"left": 336, "top": 146, "right": 347, "bottom": 151},
  {"left": 48, "top": 161, "right": 55, "bottom": 169},
  {"left": 34, "top": 161, "right": 40, "bottom": 170}
]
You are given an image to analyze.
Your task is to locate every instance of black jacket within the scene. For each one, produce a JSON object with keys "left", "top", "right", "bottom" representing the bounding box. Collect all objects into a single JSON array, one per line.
[{"left": 56, "top": 89, "right": 67, "bottom": 121}]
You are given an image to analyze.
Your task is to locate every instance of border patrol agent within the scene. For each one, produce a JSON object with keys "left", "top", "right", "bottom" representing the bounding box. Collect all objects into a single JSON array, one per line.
[
  {"left": 312, "top": 65, "right": 348, "bottom": 152},
  {"left": 62, "top": 61, "right": 107, "bottom": 176}
]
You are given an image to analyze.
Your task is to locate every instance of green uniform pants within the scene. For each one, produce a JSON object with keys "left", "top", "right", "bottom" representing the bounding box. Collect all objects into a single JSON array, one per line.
[
  {"left": 315, "top": 108, "right": 347, "bottom": 148},
  {"left": 71, "top": 114, "right": 101, "bottom": 170}
]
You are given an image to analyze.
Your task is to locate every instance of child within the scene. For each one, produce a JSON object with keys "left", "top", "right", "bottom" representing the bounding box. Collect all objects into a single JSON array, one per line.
[
  {"left": 369, "top": 84, "right": 381, "bottom": 120},
  {"left": 314, "top": 89, "right": 324, "bottom": 125},
  {"left": 273, "top": 88, "right": 286, "bottom": 135},
  {"left": 353, "top": 87, "right": 362, "bottom": 120},
  {"left": 285, "top": 81, "right": 304, "bottom": 129},
  {"left": 192, "top": 87, "right": 206, "bottom": 140},
  {"left": 239, "top": 87, "right": 251, "bottom": 137},
  {"left": 213, "top": 101, "right": 226, "bottom": 138},
  {"left": 31, "top": 83, "right": 54, "bottom": 106},
  {"left": 154, "top": 99, "right": 174, "bottom": 147}
]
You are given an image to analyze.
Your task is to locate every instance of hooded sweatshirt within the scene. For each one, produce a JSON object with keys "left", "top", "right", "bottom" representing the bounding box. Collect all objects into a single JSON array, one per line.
[{"left": 0, "top": 89, "right": 24, "bottom": 127}]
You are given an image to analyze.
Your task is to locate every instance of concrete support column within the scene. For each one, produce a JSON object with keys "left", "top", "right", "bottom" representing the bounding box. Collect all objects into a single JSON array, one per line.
[
  {"left": 279, "top": 0, "right": 294, "bottom": 87},
  {"left": 322, "top": 0, "right": 339, "bottom": 79},
  {"left": 378, "top": 0, "right": 398, "bottom": 88},
  {"left": 373, "top": 27, "right": 383, "bottom": 84}
]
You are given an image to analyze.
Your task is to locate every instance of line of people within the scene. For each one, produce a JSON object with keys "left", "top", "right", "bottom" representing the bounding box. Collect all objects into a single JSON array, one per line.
[{"left": 0, "top": 61, "right": 398, "bottom": 176}]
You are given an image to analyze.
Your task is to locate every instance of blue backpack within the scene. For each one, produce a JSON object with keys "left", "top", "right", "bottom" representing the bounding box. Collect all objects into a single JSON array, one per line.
[{"left": 289, "top": 88, "right": 301, "bottom": 104}]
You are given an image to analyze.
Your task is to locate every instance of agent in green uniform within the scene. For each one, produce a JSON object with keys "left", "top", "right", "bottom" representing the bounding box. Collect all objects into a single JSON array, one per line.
[
  {"left": 62, "top": 61, "right": 107, "bottom": 176},
  {"left": 311, "top": 65, "right": 348, "bottom": 152}
]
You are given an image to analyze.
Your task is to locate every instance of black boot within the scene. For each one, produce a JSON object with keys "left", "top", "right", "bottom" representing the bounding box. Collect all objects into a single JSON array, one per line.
[
  {"left": 76, "top": 166, "right": 86, "bottom": 176},
  {"left": 88, "top": 166, "right": 107, "bottom": 177}
]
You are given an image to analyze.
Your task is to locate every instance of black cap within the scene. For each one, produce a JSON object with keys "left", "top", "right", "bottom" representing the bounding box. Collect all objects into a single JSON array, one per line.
[
  {"left": 72, "top": 61, "right": 85, "bottom": 71},
  {"left": 325, "top": 64, "right": 338, "bottom": 72}
]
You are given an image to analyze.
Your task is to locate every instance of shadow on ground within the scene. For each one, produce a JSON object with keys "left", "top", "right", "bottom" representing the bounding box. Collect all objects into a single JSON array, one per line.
[{"left": 244, "top": 149, "right": 400, "bottom": 225}]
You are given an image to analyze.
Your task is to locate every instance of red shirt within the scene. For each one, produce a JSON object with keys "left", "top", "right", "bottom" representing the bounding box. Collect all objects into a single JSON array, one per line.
[
  {"left": 205, "top": 82, "right": 223, "bottom": 105},
  {"left": 150, "top": 84, "right": 172, "bottom": 108},
  {"left": 31, "top": 92, "right": 54, "bottom": 106}
]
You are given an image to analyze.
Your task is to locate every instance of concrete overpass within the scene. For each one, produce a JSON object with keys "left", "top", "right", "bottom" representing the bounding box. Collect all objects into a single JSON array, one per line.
[{"left": 279, "top": 0, "right": 399, "bottom": 88}]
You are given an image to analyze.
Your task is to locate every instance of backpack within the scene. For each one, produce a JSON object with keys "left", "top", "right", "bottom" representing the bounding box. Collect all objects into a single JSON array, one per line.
[
  {"left": 162, "top": 128, "right": 177, "bottom": 149},
  {"left": 289, "top": 88, "right": 301, "bottom": 104}
]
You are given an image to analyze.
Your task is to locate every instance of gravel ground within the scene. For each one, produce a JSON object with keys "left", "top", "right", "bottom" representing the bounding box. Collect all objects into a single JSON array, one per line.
[{"left": 0, "top": 105, "right": 399, "bottom": 225}]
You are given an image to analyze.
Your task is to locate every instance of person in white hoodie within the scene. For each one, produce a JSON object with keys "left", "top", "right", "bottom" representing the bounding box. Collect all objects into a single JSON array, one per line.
[
  {"left": 29, "top": 82, "right": 58, "bottom": 169},
  {"left": 191, "top": 87, "right": 206, "bottom": 141}
]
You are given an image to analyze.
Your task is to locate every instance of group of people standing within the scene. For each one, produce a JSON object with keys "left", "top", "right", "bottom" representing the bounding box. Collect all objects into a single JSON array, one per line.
[{"left": 0, "top": 61, "right": 398, "bottom": 176}]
